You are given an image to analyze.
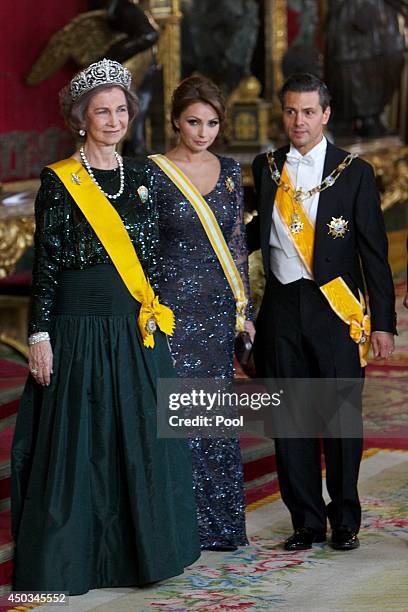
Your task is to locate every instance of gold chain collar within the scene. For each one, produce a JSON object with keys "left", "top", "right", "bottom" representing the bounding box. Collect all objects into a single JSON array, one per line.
[{"left": 266, "top": 150, "right": 358, "bottom": 204}]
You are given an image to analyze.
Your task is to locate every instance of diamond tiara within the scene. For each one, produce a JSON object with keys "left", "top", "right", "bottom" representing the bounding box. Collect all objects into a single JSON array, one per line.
[{"left": 70, "top": 58, "right": 132, "bottom": 102}]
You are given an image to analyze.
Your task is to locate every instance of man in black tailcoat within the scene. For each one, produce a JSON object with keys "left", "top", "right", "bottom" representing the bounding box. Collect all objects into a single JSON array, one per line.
[{"left": 247, "top": 73, "right": 396, "bottom": 551}]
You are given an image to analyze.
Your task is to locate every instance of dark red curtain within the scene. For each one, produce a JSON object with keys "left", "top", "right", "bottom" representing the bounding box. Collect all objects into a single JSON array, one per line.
[
  {"left": 287, "top": 7, "right": 300, "bottom": 46},
  {"left": 0, "top": 1, "right": 87, "bottom": 181}
]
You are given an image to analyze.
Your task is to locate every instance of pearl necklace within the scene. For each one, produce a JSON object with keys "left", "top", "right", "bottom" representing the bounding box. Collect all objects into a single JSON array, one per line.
[{"left": 79, "top": 146, "right": 125, "bottom": 199}]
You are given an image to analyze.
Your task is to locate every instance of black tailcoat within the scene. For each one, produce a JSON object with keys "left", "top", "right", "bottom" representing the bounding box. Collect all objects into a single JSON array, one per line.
[
  {"left": 247, "top": 141, "right": 396, "bottom": 334},
  {"left": 246, "top": 141, "right": 396, "bottom": 532}
]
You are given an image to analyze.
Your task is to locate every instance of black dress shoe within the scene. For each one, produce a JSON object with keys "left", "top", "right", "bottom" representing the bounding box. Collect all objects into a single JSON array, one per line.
[
  {"left": 284, "top": 527, "right": 326, "bottom": 551},
  {"left": 330, "top": 528, "right": 360, "bottom": 550}
]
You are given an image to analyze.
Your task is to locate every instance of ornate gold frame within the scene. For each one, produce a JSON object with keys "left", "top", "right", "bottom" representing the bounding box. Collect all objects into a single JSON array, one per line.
[
  {"left": 149, "top": 0, "right": 182, "bottom": 148},
  {"left": 0, "top": 217, "right": 35, "bottom": 278},
  {"left": 264, "top": 0, "right": 288, "bottom": 104}
]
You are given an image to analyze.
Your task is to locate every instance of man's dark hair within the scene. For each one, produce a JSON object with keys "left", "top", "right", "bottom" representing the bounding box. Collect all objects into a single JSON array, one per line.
[{"left": 279, "top": 73, "right": 331, "bottom": 111}]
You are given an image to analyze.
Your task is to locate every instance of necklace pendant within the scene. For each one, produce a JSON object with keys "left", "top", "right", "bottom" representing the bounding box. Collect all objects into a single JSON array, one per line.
[{"left": 289, "top": 213, "right": 304, "bottom": 234}]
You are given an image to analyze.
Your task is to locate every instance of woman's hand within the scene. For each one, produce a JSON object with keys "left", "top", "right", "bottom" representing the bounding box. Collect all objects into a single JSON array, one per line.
[
  {"left": 244, "top": 320, "right": 256, "bottom": 343},
  {"left": 28, "top": 340, "right": 53, "bottom": 386}
]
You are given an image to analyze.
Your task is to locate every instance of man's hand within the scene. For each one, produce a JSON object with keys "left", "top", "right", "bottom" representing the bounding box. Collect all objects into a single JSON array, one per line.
[
  {"left": 29, "top": 340, "right": 53, "bottom": 386},
  {"left": 371, "top": 331, "right": 394, "bottom": 359}
]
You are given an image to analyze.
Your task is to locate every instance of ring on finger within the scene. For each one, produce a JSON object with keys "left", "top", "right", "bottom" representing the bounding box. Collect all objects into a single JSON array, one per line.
[{"left": 30, "top": 368, "right": 38, "bottom": 374}]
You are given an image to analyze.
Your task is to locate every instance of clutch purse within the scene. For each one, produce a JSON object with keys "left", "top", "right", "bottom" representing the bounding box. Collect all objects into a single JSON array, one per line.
[{"left": 234, "top": 331, "right": 253, "bottom": 366}]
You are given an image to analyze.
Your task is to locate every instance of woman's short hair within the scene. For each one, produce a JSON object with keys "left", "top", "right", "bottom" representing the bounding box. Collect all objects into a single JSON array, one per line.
[
  {"left": 59, "top": 84, "right": 139, "bottom": 135},
  {"left": 171, "top": 76, "right": 226, "bottom": 132}
]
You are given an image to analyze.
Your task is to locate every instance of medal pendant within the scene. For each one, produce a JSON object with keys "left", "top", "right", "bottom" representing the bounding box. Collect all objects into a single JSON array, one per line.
[
  {"left": 289, "top": 213, "right": 304, "bottom": 235},
  {"left": 146, "top": 317, "right": 157, "bottom": 334}
]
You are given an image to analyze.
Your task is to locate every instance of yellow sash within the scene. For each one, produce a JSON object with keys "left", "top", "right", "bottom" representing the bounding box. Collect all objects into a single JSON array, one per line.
[
  {"left": 274, "top": 165, "right": 371, "bottom": 367},
  {"left": 48, "top": 158, "right": 174, "bottom": 348},
  {"left": 149, "top": 154, "right": 247, "bottom": 331}
]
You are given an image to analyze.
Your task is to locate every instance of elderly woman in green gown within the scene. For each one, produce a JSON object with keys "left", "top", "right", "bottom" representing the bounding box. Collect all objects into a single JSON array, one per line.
[{"left": 11, "top": 58, "right": 200, "bottom": 596}]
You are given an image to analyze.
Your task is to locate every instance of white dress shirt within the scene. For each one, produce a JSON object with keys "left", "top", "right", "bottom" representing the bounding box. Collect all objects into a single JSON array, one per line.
[{"left": 269, "top": 137, "right": 327, "bottom": 284}]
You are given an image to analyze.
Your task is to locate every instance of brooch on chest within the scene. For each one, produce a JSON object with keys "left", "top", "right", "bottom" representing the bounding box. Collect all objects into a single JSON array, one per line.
[
  {"left": 137, "top": 185, "right": 149, "bottom": 204},
  {"left": 327, "top": 216, "right": 349, "bottom": 238},
  {"left": 71, "top": 173, "right": 81, "bottom": 185},
  {"left": 225, "top": 176, "right": 235, "bottom": 193}
]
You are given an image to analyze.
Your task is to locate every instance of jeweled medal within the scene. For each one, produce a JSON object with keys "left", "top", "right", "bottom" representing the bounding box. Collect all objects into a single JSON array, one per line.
[
  {"left": 146, "top": 317, "right": 157, "bottom": 333},
  {"left": 327, "top": 216, "right": 349, "bottom": 238},
  {"left": 289, "top": 213, "right": 304, "bottom": 234}
]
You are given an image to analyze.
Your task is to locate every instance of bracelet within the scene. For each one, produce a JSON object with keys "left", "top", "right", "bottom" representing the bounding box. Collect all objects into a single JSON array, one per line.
[{"left": 28, "top": 332, "right": 50, "bottom": 345}]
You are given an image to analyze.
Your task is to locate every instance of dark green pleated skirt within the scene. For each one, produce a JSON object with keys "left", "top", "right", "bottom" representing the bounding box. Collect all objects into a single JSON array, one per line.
[{"left": 11, "top": 265, "right": 200, "bottom": 595}]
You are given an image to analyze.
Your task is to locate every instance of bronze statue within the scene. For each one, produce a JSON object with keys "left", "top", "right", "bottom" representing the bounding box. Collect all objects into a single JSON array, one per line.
[
  {"left": 325, "top": 0, "right": 408, "bottom": 137},
  {"left": 181, "top": 0, "right": 259, "bottom": 94}
]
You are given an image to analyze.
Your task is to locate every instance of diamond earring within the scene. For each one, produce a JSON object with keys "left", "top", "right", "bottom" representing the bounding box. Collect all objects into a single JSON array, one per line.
[{"left": 79, "top": 129, "right": 86, "bottom": 137}]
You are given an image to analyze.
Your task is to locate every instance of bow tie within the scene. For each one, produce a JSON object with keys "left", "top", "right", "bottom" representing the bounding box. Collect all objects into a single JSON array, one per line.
[{"left": 286, "top": 152, "right": 314, "bottom": 166}]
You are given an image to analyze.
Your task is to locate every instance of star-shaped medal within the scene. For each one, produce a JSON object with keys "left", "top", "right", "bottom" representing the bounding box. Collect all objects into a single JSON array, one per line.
[
  {"left": 289, "top": 213, "right": 304, "bottom": 234},
  {"left": 327, "top": 216, "right": 349, "bottom": 238}
]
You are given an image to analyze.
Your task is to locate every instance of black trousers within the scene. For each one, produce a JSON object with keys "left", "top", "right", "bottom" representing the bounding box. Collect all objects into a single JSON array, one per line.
[{"left": 254, "top": 274, "right": 364, "bottom": 533}]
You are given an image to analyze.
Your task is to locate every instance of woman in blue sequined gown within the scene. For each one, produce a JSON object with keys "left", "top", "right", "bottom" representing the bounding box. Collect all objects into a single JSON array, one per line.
[{"left": 146, "top": 76, "right": 255, "bottom": 549}]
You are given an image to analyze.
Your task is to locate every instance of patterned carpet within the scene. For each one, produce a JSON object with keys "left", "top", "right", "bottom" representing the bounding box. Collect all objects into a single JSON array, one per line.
[
  {"left": 364, "top": 280, "right": 408, "bottom": 450},
  {"left": 36, "top": 449, "right": 406, "bottom": 611}
]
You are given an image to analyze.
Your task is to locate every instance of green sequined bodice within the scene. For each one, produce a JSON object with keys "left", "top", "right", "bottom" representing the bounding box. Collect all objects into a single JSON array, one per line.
[{"left": 30, "top": 159, "right": 157, "bottom": 334}]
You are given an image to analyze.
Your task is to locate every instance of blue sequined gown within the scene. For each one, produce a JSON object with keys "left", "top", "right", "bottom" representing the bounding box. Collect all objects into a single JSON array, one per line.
[{"left": 146, "top": 155, "right": 249, "bottom": 548}]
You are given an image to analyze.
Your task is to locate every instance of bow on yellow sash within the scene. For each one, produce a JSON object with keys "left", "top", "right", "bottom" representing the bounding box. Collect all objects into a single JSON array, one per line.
[
  {"left": 350, "top": 314, "right": 371, "bottom": 366},
  {"left": 48, "top": 158, "right": 174, "bottom": 348},
  {"left": 350, "top": 314, "right": 371, "bottom": 345},
  {"left": 274, "top": 164, "right": 371, "bottom": 367}
]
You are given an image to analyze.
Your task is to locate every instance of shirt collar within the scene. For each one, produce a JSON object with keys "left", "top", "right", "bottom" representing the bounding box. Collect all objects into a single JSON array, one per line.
[{"left": 286, "top": 137, "right": 327, "bottom": 166}]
